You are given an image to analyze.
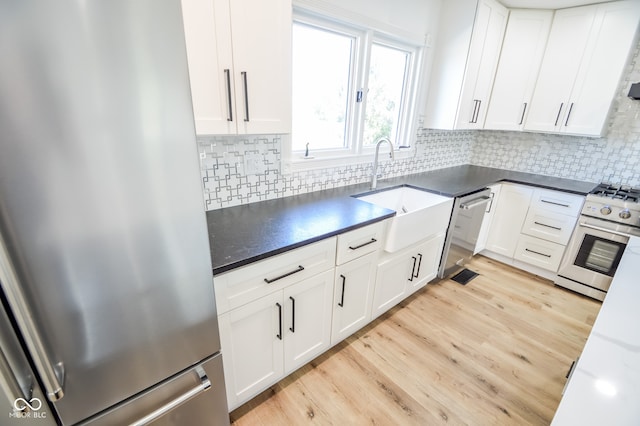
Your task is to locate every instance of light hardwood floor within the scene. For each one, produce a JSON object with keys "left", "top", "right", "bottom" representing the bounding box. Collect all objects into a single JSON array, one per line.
[{"left": 229, "top": 255, "right": 601, "bottom": 425}]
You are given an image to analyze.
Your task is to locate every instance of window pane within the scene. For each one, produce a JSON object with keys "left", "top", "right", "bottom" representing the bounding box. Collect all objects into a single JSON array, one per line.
[
  {"left": 292, "top": 23, "right": 353, "bottom": 152},
  {"left": 363, "top": 44, "right": 409, "bottom": 146}
]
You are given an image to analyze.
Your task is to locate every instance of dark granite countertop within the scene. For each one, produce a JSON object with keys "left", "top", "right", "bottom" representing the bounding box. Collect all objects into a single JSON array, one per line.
[
  {"left": 206, "top": 165, "right": 597, "bottom": 275},
  {"left": 369, "top": 165, "right": 597, "bottom": 197},
  {"left": 206, "top": 189, "right": 396, "bottom": 275}
]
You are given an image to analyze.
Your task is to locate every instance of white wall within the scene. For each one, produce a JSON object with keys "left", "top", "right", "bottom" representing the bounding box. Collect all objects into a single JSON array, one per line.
[{"left": 294, "top": 0, "right": 442, "bottom": 41}]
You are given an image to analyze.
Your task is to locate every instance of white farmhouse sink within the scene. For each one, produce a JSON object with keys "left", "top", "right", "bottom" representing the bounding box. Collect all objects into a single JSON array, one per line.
[{"left": 356, "top": 186, "right": 454, "bottom": 253}]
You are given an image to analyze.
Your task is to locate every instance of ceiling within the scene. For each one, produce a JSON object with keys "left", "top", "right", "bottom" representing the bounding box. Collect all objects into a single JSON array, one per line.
[{"left": 499, "top": 0, "right": 604, "bottom": 8}]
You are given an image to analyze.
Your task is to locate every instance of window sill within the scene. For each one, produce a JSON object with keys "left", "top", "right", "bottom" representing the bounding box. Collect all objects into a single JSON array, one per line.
[{"left": 282, "top": 147, "right": 414, "bottom": 174}]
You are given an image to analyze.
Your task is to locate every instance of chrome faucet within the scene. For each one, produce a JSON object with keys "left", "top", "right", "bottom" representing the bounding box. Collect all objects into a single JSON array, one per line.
[{"left": 371, "top": 137, "right": 395, "bottom": 190}]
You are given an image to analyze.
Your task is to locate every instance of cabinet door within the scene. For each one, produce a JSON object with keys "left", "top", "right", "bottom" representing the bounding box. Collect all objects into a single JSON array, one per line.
[
  {"left": 484, "top": 10, "right": 553, "bottom": 131},
  {"left": 218, "top": 292, "right": 284, "bottom": 410},
  {"left": 474, "top": 183, "right": 501, "bottom": 254},
  {"left": 563, "top": 0, "right": 640, "bottom": 135},
  {"left": 229, "top": 0, "right": 291, "bottom": 134},
  {"left": 181, "top": 0, "right": 236, "bottom": 134},
  {"left": 456, "top": 0, "right": 508, "bottom": 129},
  {"left": 283, "top": 270, "right": 333, "bottom": 374},
  {"left": 407, "top": 234, "right": 446, "bottom": 295},
  {"left": 371, "top": 253, "right": 411, "bottom": 320},
  {"left": 485, "top": 184, "right": 533, "bottom": 258},
  {"left": 423, "top": 0, "right": 478, "bottom": 129},
  {"left": 524, "top": 6, "right": 596, "bottom": 133},
  {"left": 331, "top": 253, "right": 376, "bottom": 345}
]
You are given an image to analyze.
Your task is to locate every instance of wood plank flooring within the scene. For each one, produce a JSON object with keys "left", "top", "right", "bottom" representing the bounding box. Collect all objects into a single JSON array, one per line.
[{"left": 229, "top": 255, "right": 601, "bottom": 425}]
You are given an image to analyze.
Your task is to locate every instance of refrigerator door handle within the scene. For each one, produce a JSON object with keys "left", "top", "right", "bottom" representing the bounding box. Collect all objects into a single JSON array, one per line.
[
  {"left": 0, "top": 239, "right": 65, "bottom": 401},
  {"left": 128, "top": 369, "right": 211, "bottom": 426}
]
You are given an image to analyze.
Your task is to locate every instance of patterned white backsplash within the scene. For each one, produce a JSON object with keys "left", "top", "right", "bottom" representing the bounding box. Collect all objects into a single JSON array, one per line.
[
  {"left": 197, "top": 37, "right": 640, "bottom": 211},
  {"left": 197, "top": 129, "right": 473, "bottom": 210}
]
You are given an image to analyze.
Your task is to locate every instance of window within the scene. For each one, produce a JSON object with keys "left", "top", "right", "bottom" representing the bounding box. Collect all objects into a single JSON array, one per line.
[
  {"left": 363, "top": 43, "right": 410, "bottom": 147},
  {"left": 291, "top": 12, "right": 422, "bottom": 162},
  {"left": 292, "top": 22, "right": 355, "bottom": 152}
]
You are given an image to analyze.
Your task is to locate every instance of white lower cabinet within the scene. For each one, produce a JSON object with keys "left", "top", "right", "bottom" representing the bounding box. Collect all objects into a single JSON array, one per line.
[
  {"left": 220, "top": 269, "right": 333, "bottom": 410},
  {"left": 217, "top": 219, "right": 449, "bottom": 411},
  {"left": 218, "top": 291, "right": 284, "bottom": 410},
  {"left": 481, "top": 183, "right": 584, "bottom": 276},
  {"left": 331, "top": 252, "right": 376, "bottom": 345},
  {"left": 282, "top": 270, "right": 334, "bottom": 374},
  {"left": 371, "top": 233, "right": 445, "bottom": 320},
  {"left": 485, "top": 184, "right": 534, "bottom": 257}
]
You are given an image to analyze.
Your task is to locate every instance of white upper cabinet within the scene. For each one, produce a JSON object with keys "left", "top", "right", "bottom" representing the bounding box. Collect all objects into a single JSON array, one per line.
[
  {"left": 524, "top": 1, "right": 640, "bottom": 136},
  {"left": 424, "top": 0, "right": 508, "bottom": 130},
  {"left": 484, "top": 10, "right": 553, "bottom": 131},
  {"left": 456, "top": 0, "right": 509, "bottom": 129},
  {"left": 181, "top": 0, "right": 292, "bottom": 135}
]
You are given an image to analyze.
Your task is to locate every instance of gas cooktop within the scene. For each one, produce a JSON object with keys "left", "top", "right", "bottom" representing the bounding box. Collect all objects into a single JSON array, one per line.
[
  {"left": 589, "top": 183, "right": 640, "bottom": 203},
  {"left": 584, "top": 183, "right": 640, "bottom": 227}
]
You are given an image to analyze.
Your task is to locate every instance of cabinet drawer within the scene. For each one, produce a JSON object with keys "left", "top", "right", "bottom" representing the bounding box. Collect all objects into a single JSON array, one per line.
[
  {"left": 214, "top": 238, "right": 336, "bottom": 314},
  {"left": 521, "top": 209, "right": 578, "bottom": 245},
  {"left": 530, "top": 188, "right": 584, "bottom": 217},
  {"left": 336, "top": 221, "right": 386, "bottom": 265},
  {"left": 514, "top": 234, "right": 565, "bottom": 272}
]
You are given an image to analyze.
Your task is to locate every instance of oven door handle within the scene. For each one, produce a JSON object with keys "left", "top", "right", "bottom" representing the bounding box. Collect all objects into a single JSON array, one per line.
[{"left": 579, "top": 222, "right": 635, "bottom": 239}]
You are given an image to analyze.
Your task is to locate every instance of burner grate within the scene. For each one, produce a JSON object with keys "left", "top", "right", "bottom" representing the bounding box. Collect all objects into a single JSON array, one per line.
[{"left": 590, "top": 183, "right": 640, "bottom": 203}]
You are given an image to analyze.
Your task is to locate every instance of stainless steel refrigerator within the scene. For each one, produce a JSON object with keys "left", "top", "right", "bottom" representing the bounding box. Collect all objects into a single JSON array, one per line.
[{"left": 0, "top": 1, "right": 229, "bottom": 424}]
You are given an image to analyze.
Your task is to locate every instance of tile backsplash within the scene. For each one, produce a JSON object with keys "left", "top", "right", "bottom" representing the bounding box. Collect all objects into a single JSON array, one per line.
[
  {"left": 197, "top": 130, "right": 473, "bottom": 210},
  {"left": 198, "top": 37, "right": 640, "bottom": 211}
]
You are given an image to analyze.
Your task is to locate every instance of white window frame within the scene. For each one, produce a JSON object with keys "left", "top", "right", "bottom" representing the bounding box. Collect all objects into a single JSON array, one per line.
[{"left": 285, "top": 6, "right": 425, "bottom": 172}]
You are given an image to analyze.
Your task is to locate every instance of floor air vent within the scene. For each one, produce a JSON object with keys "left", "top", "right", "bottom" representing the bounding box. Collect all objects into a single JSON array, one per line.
[{"left": 451, "top": 269, "right": 479, "bottom": 285}]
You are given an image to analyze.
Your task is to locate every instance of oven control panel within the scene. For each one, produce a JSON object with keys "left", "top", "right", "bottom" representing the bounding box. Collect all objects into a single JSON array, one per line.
[{"left": 582, "top": 199, "right": 640, "bottom": 228}]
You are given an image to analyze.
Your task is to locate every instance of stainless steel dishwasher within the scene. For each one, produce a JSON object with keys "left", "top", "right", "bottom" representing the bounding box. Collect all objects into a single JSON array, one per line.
[{"left": 438, "top": 188, "right": 493, "bottom": 278}]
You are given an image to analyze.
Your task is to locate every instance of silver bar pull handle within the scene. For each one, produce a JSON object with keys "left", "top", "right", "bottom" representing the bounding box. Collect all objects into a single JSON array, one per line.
[
  {"left": 241, "top": 71, "right": 249, "bottom": 122},
  {"left": 579, "top": 222, "right": 636, "bottom": 239},
  {"left": 460, "top": 196, "right": 491, "bottom": 210},
  {"left": 128, "top": 372, "right": 211, "bottom": 426},
  {"left": 0, "top": 239, "right": 64, "bottom": 402}
]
